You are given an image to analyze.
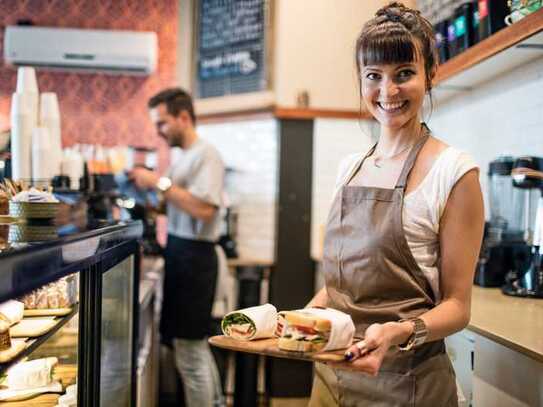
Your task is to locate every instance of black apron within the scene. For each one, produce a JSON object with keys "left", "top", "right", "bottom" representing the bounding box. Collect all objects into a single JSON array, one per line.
[{"left": 160, "top": 235, "right": 218, "bottom": 340}]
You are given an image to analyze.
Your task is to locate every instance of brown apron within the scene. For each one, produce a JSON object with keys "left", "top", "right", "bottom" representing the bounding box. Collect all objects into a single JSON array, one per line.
[{"left": 309, "top": 128, "right": 458, "bottom": 407}]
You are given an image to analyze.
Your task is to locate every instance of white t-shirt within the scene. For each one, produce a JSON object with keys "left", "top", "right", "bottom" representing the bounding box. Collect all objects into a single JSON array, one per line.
[
  {"left": 334, "top": 147, "right": 479, "bottom": 301},
  {"left": 166, "top": 138, "right": 225, "bottom": 242}
]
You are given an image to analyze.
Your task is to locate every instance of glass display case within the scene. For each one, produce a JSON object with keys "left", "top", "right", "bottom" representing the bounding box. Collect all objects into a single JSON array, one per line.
[{"left": 0, "top": 220, "right": 142, "bottom": 406}]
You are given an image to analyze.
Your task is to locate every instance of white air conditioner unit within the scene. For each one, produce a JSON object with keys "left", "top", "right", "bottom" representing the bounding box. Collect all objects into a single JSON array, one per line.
[{"left": 4, "top": 26, "right": 158, "bottom": 75}]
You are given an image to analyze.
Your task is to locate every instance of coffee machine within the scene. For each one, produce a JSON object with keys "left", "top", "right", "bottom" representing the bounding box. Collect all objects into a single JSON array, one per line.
[
  {"left": 475, "top": 156, "right": 529, "bottom": 287},
  {"left": 114, "top": 146, "right": 162, "bottom": 255},
  {"left": 502, "top": 156, "right": 543, "bottom": 298}
]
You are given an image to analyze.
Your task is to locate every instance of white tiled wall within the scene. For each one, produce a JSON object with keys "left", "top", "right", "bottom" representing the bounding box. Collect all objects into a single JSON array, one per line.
[
  {"left": 310, "top": 118, "right": 377, "bottom": 258},
  {"left": 197, "top": 119, "right": 278, "bottom": 261}
]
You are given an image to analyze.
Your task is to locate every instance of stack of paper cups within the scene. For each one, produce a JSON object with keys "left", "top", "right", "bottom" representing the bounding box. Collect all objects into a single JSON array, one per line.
[
  {"left": 32, "top": 127, "right": 56, "bottom": 182},
  {"left": 11, "top": 67, "right": 39, "bottom": 182},
  {"left": 15, "top": 67, "right": 39, "bottom": 127},
  {"left": 39, "top": 93, "right": 62, "bottom": 177},
  {"left": 10, "top": 93, "right": 32, "bottom": 180},
  {"left": 61, "top": 149, "right": 84, "bottom": 190}
]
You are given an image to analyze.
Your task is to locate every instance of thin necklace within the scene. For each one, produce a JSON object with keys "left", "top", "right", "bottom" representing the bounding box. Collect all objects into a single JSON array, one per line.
[
  {"left": 372, "top": 125, "right": 425, "bottom": 168},
  {"left": 372, "top": 144, "right": 412, "bottom": 168}
]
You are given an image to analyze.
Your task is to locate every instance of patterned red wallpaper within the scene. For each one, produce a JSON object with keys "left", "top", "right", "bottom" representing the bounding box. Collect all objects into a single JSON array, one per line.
[{"left": 0, "top": 0, "right": 178, "bottom": 169}]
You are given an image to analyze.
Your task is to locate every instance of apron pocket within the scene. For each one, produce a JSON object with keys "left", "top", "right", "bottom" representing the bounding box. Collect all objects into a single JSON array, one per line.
[{"left": 336, "top": 369, "right": 415, "bottom": 407}]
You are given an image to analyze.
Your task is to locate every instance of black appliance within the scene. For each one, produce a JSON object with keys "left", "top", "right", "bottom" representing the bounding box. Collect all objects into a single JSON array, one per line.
[
  {"left": 114, "top": 171, "right": 162, "bottom": 255},
  {"left": 475, "top": 156, "right": 529, "bottom": 287},
  {"left": 502, "top": 156, "right": 543, "bottom": 298},
  {"left": 218, "top": 206, "right": 239, "bottom": 258}
]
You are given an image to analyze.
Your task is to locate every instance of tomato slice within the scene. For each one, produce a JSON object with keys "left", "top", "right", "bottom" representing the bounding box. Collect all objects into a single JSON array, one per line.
[{"left": 292, "top": 325, "right": 318, "bottom": 335}]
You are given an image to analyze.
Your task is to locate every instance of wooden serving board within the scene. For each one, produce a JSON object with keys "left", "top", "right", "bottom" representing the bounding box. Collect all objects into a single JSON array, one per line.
[
  {"left": 0, "top": 340, "right": 26, "bottom": 363},
  {"left": 209, "top": 335, "right": 346, "bottom": 363},
  {"left": 10, "top": 318, "right": 58, "bottom": 338},
  {"left": 0, "top": 392, "right": 60, "bottom": 406},
  {"left": 23, "top": 308, "right": 72, "bottom": 317}
]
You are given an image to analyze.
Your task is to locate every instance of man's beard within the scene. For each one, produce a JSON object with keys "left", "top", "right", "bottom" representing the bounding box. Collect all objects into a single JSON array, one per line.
[{"left": 167, "top": 131, "right": 184, "bottom": 148}]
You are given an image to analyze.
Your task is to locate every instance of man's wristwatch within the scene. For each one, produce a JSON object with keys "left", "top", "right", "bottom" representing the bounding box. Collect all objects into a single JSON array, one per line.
[
  {"left": 156, "top": 176, "right": 173, "bottom": 193},
  {"left": 398, "top": 317, "right": 428, "bottom": 351}
]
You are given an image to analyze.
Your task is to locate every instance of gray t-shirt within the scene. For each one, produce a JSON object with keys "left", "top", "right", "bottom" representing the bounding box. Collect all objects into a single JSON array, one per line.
[{"left": 166, "top": 138, "right": 224, "bottom": 242}]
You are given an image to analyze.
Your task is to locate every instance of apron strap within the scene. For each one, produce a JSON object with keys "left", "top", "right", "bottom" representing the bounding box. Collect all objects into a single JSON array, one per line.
[
  {"left": 344, "top": 143, "right": 377, "bottom": 186},
  {"left": 395, "top": 123, "right": 430, "bottom": 189}
]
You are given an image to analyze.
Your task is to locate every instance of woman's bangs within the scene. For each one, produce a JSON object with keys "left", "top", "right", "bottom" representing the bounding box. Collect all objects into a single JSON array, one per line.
[{"left": 360, "top": 29, "right": 418, "bottom": 67}]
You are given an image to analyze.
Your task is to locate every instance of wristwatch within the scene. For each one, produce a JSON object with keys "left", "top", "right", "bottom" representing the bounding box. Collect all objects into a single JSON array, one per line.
[
  {"left": 398, "top": 317, "right": 428, "bottom": 351},
  {"left": 156, "top": 176, "right": 172, "bottom": 193}
]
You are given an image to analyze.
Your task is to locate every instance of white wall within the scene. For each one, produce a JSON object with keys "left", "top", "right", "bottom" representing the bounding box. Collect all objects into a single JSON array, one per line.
[
  {"left": 273, "top": 0, "right": 392, "bottom": 110},
  {"left": 310, "top": 118, "right": 377, "bottom": 258},
  {"left": 198, "top": 119, "right": 278, "bottom": 261}
]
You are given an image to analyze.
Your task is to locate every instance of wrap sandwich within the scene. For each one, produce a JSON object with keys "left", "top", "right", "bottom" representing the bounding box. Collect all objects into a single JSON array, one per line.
[{"left": 221, "top": 303, "right": 277, "bottom": 341}]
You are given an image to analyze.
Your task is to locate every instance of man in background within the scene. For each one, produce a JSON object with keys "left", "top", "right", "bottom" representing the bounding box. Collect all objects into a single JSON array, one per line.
[{"left": 130, "top": 88, "right": 225, "bottom": 407}]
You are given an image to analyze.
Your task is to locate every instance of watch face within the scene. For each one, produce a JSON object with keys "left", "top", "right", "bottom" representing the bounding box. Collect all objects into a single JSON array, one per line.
[{"left": 158, "top": 177, "right": 172, "bottom": 192}]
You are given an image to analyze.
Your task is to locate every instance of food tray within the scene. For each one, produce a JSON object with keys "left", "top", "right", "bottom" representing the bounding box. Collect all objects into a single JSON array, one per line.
[
  {"left": 0, "top": 340, "right": 26, "bottom": 363},
  {"left": 9, "top": 201, "right": 60, "bottom": 219},
  {"left": 10, "top": 318, "right": 58, "bottom": 338},
  {"left": 209, "top": 335, "right": 346, "bottom": 363},
  {"left": 23, "top": 308, "right": 72, "bottom": 317}
]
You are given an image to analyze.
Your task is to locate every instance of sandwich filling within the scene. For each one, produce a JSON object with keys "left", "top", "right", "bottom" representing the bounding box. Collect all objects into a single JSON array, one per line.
[
  {"left": 221, "top": 313, "right": 256, "bottom": 340},
  {"left": 277, "top": 311, "right": 331, "bottom": 351}
]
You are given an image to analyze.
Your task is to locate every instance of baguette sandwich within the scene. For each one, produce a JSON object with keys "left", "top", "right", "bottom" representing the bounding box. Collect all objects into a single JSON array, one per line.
[{"left": 277, "top": 310, "right": 332, "bottom": 353}]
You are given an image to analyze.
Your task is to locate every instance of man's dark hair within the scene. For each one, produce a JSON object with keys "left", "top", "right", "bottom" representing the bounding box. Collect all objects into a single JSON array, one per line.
[{"left": 148, "top": 88, "right": 196, "bottom": 124}]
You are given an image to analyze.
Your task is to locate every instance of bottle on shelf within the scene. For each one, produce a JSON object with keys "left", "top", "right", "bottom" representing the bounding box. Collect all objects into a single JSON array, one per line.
[
  {"left": 478, "top": 0, "right": 510, "bottom": 40},
  {"left": 454, "top": 2, "right": 476, "bottom": 53}
]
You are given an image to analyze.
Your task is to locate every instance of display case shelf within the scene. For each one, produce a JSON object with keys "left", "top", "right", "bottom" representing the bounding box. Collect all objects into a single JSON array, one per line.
[
  {"left": 434, "top": 8, "right": 543, "bottom": 102},
  {"left": 1, "top": 364, "right": 77, "bottom": 406},
  {"left": 0, "top": 304, "right": 79, "bottom": 375}
]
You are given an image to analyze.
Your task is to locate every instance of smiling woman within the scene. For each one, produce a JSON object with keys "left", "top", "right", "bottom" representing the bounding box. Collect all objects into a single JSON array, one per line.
[{"left": 306, "top": 2, "right": 484, "bottom": 406}]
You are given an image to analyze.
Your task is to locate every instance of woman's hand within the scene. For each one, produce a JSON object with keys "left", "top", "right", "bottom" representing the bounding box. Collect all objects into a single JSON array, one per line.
[{"left": 342, "top": 323, "right": 392, "bottom": 376}]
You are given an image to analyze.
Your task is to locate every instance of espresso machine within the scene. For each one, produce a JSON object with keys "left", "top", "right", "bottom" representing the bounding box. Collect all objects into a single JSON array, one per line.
[
  {"left": 475, "top": 156, "right": 529, "bottom": 287},
  {"left": 502, "top": 156, "right": 543, "bottom": 298},
  {"left": 115, "top": 146, "right": 162, "bottom": 255}
]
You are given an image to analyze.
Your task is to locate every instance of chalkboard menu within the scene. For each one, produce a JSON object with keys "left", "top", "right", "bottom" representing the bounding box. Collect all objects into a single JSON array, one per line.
[{"left": 195, "top": 0, "right": 269, "bottom": 98}]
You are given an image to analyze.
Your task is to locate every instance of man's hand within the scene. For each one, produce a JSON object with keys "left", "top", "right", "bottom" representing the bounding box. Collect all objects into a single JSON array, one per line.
[{"left": 128, "top": 167, "right": 160, "bottom": 190}]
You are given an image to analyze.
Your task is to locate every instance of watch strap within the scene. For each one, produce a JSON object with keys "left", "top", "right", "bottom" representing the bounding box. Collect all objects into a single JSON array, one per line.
[{"left": 398, "top": 317, "right": 428, "bottom": 351}]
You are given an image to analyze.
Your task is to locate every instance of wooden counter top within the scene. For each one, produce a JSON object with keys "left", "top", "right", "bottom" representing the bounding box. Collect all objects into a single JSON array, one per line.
[{"left": 469, "top": 286, "right": 543, "bottom": 362}]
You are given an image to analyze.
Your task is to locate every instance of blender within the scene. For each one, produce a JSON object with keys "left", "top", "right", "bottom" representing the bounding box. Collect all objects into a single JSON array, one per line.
[
  {"left": 502, "top": 156, "right": 543, "bottom": 298},
  {"left": 475, "top": 156, "right": 528, "bottom": 287}
]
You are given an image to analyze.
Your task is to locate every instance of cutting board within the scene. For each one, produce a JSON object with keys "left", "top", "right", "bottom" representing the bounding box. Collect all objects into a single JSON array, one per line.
[
  {"left": 209, "top": 335, "right": 347, "bottom": 363},
  {"left": 23, "top": 308, "right": 72, "bottom": 317},
  {"left": 10, "top": 318, "right": 58, "bottom": 338},
  {"left": 0, "top": 340, "right": 26, "bottom": 363}
]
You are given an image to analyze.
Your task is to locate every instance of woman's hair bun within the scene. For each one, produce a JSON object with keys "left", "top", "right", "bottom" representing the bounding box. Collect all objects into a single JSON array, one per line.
[{"left": 375, "top": 2, "right": 421, "bottom": 26}]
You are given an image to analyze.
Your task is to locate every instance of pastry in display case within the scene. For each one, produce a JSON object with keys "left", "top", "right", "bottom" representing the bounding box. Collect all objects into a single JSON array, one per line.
[
  {"left": 0, "top": 218, "right": 142, "bottom": 406},
  {"left": 0, "top": 273, "right": 79, "bottom": 406}
]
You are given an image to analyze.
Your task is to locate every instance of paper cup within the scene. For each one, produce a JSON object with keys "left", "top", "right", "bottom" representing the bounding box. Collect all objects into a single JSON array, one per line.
[
  {"left": 16, "top": 67, "right": 38, "bottom": 93},
  {"left": 40, "top": 92, "right": 60, "bottom": 119},
  {"left": 32, "top": 126, "right": 56, "bottom": 181},
  {"left": 10, "top": 93, "right": 32, "bottom": 180}
]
